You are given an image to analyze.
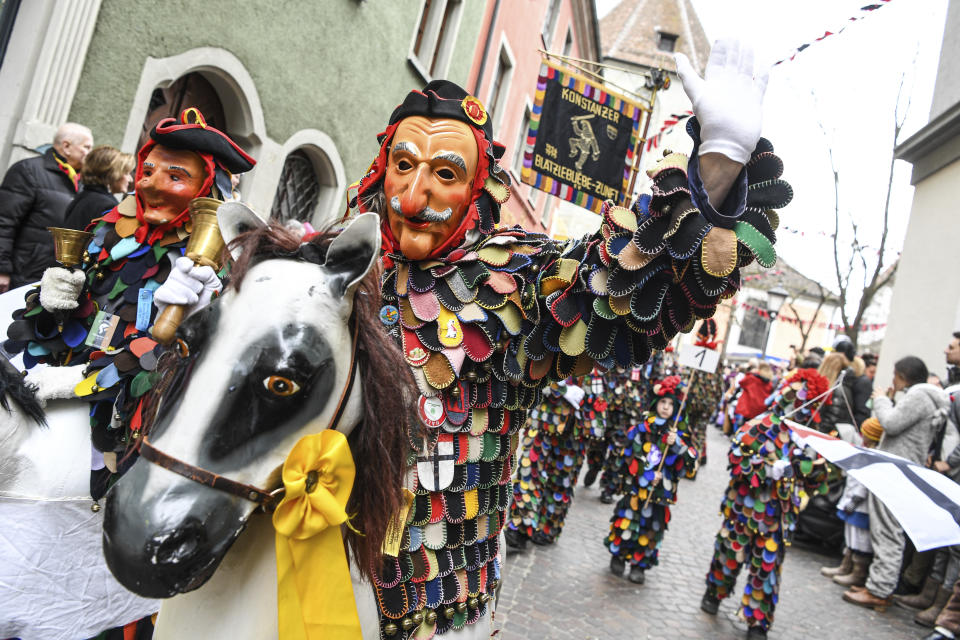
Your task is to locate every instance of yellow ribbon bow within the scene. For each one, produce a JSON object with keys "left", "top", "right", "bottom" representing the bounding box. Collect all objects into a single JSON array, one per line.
[{"left": 272, "top": 429, "right": 362, "bottom": 640}]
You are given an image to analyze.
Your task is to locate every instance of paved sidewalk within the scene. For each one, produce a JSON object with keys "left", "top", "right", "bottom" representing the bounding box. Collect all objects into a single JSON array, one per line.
[{"left": 495, "top": 424, "right": 922, "bottom": 639}]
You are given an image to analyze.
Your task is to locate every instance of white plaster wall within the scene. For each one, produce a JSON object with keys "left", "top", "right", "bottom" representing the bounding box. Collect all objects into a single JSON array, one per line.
[{"left": 876, "top": 159, "right": 960, "bottom": 385}]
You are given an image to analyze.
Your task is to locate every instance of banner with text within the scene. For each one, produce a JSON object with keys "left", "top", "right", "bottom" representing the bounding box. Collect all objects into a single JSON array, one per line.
[{"left": 520, "top": 60, "right": 647, "bottom": 214}]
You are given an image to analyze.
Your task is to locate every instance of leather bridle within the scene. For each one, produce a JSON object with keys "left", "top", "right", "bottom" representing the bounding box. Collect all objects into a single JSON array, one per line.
[{"left": 138, "top": 316, "right": 360, "bottom": 512}]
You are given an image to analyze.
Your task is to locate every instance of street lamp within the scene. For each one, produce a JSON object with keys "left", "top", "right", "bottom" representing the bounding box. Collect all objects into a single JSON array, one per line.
[{"left": 761, "top": 286, "right": 790, "bottom": 360}]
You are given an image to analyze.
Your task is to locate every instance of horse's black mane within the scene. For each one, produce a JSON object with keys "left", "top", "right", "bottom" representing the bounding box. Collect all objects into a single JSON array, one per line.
[{"left": 0, "top": 356, "right": 45, "bottom": 426}]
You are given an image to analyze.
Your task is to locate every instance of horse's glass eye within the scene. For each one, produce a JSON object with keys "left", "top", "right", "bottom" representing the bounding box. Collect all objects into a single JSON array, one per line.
[{"left": 263, "top": 375, "right": 301, "bottom": 397}]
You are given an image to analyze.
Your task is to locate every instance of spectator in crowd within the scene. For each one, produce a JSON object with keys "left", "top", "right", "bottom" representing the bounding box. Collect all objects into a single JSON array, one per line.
[
  {"left": 843, "top": 356, "right": 949, "bottom": 610},
  {"left": 733, "top": 360, "right": 774, "bottom": 425},
  {"left": 818, "top": 351, "right": 857, "bottom": 436},
  {"left": 0, "top": 123, "right": 93, "bottom": 291},
  {"left": 932, "top": 375, "right": 945, "bottom": 389},
  {"left": 849, "top": 355, "right": 873, "bottom": 428},
  {"left": 63, "top": 146, "right": 135, "bottom": 231},
  {"left": 862, "top": 352, "right": 878, "bottom": 380},
  {"left": 923, "top": 387, "right": 960, "bottom": 640},
  {"left": 947, "top": 333, "right": 960, "bottom": 388}
]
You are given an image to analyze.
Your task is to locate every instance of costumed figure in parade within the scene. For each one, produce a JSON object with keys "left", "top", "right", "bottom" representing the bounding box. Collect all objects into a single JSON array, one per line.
[
  {"left": 0, "top": 108, "right": 255, "bottom": 639},
  {"left": 346, "top": 36, "right": 790, "bottom": 637},
  {"left": 684, "top": 318, "right": 725, "bottom": 472},
  {"left": 605, "top": 375, "right": 697, "bottom": 584},
  {"left": 4, "top": 108, "right": 255, "bottom": 498},
  {"left": 580, "top": 368, "right": 610, "bottom": 489},
  {"left": 506, "top": 379, "right": 586, "bottom": 547},
  {"left": 598, "top": 360, "right": 658, "bottom": 503},
  {"left": 701, "top": 367, "right": 830, "bottom": 639}
]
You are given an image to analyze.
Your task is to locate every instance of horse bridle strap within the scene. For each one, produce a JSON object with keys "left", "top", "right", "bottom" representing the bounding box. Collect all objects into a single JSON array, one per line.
[{"left": 138, "top": 315, "right": 360, "bottom": 510}]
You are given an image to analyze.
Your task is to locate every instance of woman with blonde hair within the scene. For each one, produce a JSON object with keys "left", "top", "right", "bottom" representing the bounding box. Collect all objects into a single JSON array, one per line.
[
  {"left": 64, "top": 145, "right": 135, "bottom": 230},
  {"left": 818, "top": 347, "right": 859, "bottom": 436}
]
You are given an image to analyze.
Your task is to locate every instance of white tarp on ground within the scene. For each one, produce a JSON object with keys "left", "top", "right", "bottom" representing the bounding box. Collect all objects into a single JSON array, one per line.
[
  {"left": 0, "top": 497, "right": 158, "bottom": 640},
  {"left": 787, "top": 419, "right": 960, "bottom": 551}
]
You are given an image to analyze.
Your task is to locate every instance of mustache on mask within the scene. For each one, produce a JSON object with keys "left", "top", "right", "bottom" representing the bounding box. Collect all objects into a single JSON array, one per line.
[{"left": 390, "top": 196, "right": 453, "bottom": 223}]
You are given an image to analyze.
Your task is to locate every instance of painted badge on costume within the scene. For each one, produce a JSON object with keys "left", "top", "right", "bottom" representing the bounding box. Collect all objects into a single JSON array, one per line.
[
  {"left": 417, "top": 434, "right": 455, "bottom": 492},
  {"left": 380, "top": 304, "right": 399, "bottom": 326},
  {"left": 418, "top": 394, "right": 447, "bottom": 428}
]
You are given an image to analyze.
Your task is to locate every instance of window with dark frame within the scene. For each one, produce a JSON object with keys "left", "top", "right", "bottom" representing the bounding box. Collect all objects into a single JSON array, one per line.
[
  {"left": 657, "top": 31, "right": 678, "bottom": 52},
  {"left": 488, "top": 48, "right": 512, "bottom": 125},
  {"left": 562, "top": 28, "right": 574, "bottom": 57},
  {"left": 409, "top": 0, "right": 462, "bottom": 81},
  {"left": 270, "top": 150, "right": 321, "bottom": 223},
  {"left": 542, "top": 0, "right": 562, "bottom": 45},
  {"left": 739, "top": 298, "right": 771, "bottom": 351}
]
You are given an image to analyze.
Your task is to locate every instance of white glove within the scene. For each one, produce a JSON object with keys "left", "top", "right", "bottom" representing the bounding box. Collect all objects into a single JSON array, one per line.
[
  {"left": 39, "top": 267, "right": 85, "bottom": 311},
  {"left": 675, "top": 38, "right": 769, "bottom": 164},
  {"left": 24, "top": 364, "right": 85, "bottom": 406},
  {"left": 770, "top": 458, "right": 791, "bottom": 481},
  {"left": 153, "top": 256, "right": 222, "bottom": 317},
  {"left": 562, "top": 384, "right": 585, "bottom": 408}
]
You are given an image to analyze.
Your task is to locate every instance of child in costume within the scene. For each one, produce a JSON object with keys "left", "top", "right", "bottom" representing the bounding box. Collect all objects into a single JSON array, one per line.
[
  {"left": 684, "top": 319, "right": 725, "bottom": 473},
  {"left": 506, "top": 379, "right": 586, "bottom": 547},
  {"left": 821, "top": 416, "right": 882, "bottom": 588},
  {"left": 701, "top": 368, "right": 830, "bottom": 639},
  {"left": 605, "top": 376, "right": 698, "bottom": 584}
]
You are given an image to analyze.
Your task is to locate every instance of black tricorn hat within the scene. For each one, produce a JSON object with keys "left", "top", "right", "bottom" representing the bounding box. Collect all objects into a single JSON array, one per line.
[
  {"left": 383, "top": 80, "right": 505, "bottom": 159},
  {"left": 150, "top": 108, "right": 256, "bottom": 174}
]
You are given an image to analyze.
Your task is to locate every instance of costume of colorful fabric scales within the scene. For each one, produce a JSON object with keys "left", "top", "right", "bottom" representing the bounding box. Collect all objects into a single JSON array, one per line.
[
  {"left": 703, "top": 368, "right": 829, "bottom": 632},
  {"left": 353, "top": 80, "right": 791, "bottom": 637},
  {"left": 604, "top": 376, "right": 697, "bottom": 575},
  {"left": 3, "top": 109, "right": 254, "bottom": 500},
  {"left": 507, "top": 380, "right": 588, "bottom": 546}
]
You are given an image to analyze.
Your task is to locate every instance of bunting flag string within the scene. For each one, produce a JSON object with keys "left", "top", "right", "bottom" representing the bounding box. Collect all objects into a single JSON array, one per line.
[
  {"left": 779, "top": 225, "right": 902, "bottom": 258},
  {"left": 645, "top": 111, "right": 693, "bottom": 152},
  {"left": 773, "top": 0, "right": 895, "bottom": 66},
  {"left": 731, "top": 299, "right": 887, "bottom": 333},
  {"left": 742, "top": 269, "right": 784, "bottom": 283}
]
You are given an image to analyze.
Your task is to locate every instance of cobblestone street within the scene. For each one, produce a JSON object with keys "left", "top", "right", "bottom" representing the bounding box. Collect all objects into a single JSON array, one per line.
[{"left": 496, "top": 425, "right": 921, "bottom": 640}]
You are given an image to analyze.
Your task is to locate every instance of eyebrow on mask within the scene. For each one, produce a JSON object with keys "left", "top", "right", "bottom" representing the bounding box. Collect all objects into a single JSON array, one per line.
[
  {"left": 393, "top": 141, "right": 420, "bottom": 156},
  {"left": 432, "top": 152, "right": 466, "bottom": 171},
  {"left": 168, "top": 165, "right": 193, "bottom": 177}
]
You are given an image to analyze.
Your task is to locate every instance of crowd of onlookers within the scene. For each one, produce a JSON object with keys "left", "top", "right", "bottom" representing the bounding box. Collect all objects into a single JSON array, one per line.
[
  {"left": 0, "top": 122, "right": 135, "bottom": 293},
  {"left": 717, "top": 333, "right": 960, "bottom": 640}
]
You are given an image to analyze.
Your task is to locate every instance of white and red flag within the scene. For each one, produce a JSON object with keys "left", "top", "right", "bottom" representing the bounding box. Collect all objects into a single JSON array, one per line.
[{"left": 786, "top": 419, "right": 960, "bottom": 551}]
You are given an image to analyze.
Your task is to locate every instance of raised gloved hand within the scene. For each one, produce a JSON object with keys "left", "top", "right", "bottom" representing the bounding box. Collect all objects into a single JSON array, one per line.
[
  {"left": 770, "top": 458, "right": 792, "bottom": 481},
  {"left": 675, "top": 38, "right": 769, "bottom": 165},
  {"left": 39, "top": 267, "right": 86, "bottom": 311},
  {"left": 153, "top": 256, "right": 223, "bottom": 318},
  {"left": 562, "top": 384, "right": 585, "bottom": 408}
]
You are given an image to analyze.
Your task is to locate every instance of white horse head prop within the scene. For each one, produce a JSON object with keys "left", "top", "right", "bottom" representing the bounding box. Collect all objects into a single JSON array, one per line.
[{"left": 102, "top": 211, "right": 414, "bottom": 602}]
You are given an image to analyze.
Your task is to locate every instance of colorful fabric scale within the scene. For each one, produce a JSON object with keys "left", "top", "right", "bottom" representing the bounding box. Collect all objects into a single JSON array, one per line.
[
  {"left": 4, "top": 198, "right": 184, "bottom": 497},
  {"left": 508, "top": 381, "right": 587, "bottom": 544},
  {"left": 704, "top": 369, "right": 829, "bottom": 632},
  {"left": 604, "top": 413, "right": 697, "bottom": 568},
  {"left": 373, "top": 131, "right": 791, "bottom": 637}
]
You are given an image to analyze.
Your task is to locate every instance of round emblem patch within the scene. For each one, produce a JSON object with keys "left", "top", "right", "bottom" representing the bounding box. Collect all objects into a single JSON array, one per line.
[
  {"left": 461, "top": 96, "right": 488, "bottom": 126},
  {"left": 379, "top": 304, "right": 399, "bottom": 326},
  {"left": 418, "top": 394, "right": 447, "bottom": 428}
]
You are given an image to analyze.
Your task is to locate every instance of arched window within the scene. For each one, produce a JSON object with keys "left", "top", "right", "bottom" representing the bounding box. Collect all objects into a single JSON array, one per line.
[
  {"left": 137, "top": 73, "right": 228, "bottom": 151},
  {"left": 270, "top": 149, "right": 324, "bottom": 223}
]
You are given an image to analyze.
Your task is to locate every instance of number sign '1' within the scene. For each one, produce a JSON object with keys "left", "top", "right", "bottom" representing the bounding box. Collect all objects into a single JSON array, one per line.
[{"left": 678, "top": 343, "right": 720, "bottom": 373}]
